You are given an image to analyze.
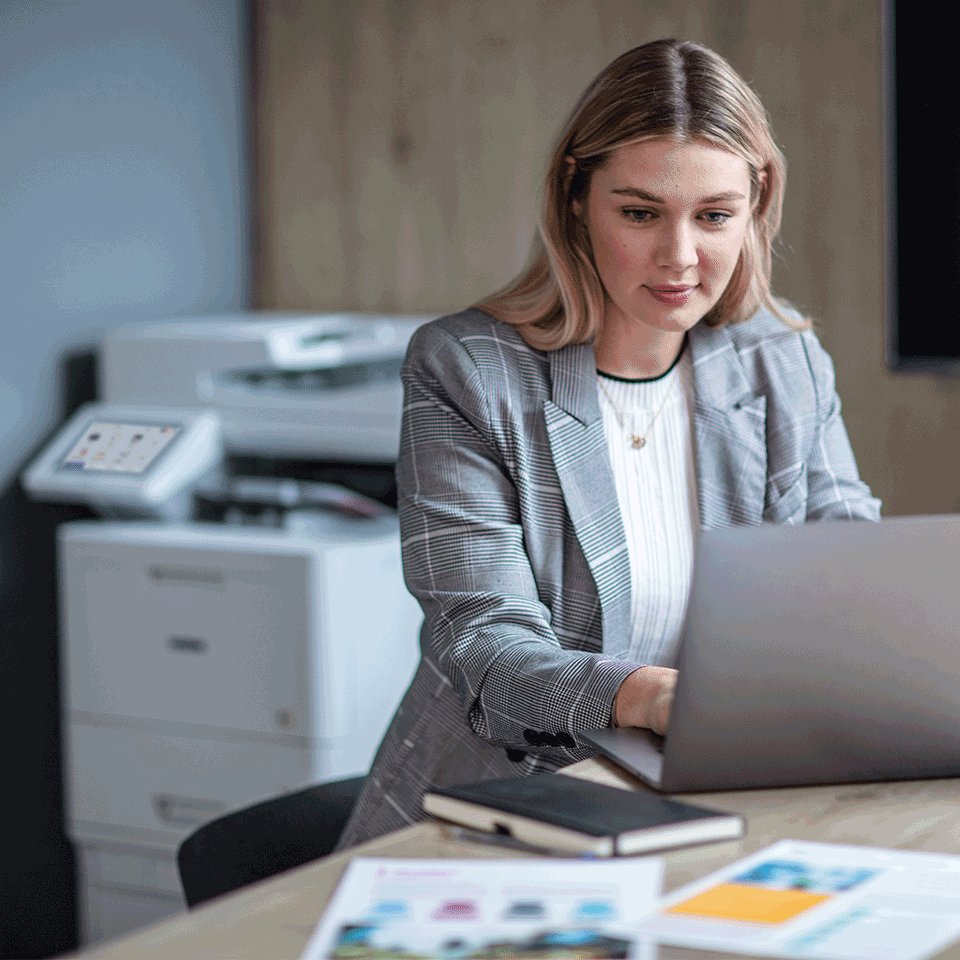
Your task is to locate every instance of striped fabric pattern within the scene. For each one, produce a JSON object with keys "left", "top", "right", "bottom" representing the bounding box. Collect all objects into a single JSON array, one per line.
[
  {"left": 598, "top": 350, "right": 699, "bottom": 667},
  {"left": 335, "top": 306, "right": 881, "bottom": 850}
]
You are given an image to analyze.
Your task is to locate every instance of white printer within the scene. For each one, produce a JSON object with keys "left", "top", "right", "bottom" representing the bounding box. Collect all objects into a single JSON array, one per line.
[{"left": 23, "top": 313, "right": 433, "bottom": 945}]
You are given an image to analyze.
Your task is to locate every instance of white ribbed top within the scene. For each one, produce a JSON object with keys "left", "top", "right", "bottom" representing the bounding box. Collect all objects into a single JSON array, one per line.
[{"left": 598, "top": 349, "right": 699, "bottom": 666}]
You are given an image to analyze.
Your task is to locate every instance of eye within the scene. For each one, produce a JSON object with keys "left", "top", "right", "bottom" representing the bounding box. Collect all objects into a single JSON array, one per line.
[
  {"left": 622, "top": 207, "right": 655, "bottom": 223},
  {"left": 700, "top": 211, "right": 733, "bottom": 226}
]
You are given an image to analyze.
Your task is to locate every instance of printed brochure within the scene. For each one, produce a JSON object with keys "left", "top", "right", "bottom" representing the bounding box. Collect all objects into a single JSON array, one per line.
[
  {"left": 640, "top": 839, "right": 960, "bottom": 960},
  {"left": 300, "top": 856, "right": 661, "bottom": 960}
]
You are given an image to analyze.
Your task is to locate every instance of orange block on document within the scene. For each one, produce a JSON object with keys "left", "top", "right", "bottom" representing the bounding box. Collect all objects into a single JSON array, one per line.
[{"left": 665, "top": 882, "right": 830, "bottom": 925}]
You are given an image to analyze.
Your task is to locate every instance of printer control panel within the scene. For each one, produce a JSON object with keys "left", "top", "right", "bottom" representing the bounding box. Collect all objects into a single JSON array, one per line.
[
  {"left": 23, "top": 402, "right": 221, "bottom": 519},
  {"left": 59, "top": 419, "right": 182, "bottom": 475}
]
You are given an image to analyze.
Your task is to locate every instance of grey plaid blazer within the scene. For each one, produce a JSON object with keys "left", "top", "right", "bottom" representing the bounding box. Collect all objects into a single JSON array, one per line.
[{"left": 336, "top": 306, "right": 881, "bottom": 849}]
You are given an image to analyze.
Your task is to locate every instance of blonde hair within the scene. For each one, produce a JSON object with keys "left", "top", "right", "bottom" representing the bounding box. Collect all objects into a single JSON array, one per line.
[{"left": 473, "top": 38, "right": 806, "bottom": 350}]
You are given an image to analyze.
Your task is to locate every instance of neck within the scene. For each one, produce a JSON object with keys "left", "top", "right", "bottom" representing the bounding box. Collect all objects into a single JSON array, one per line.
[{"left": 594, "top": 326, "right": 687, "bottom": 379}]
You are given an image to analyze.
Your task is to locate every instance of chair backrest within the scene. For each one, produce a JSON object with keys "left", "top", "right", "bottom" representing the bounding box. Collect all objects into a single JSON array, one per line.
[{"left": 177, "top": 775, "right": 365, "bottom": 907}]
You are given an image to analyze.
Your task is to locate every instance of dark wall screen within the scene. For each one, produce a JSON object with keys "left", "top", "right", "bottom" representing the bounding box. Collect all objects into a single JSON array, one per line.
[{"left": 886, "top": 1, "right": 960, "bottom": 374}]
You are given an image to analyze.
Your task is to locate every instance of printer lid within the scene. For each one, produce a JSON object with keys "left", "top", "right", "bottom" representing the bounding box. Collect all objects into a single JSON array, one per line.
[
  {"left": 102, "top": 312, "right": 435, "bottom": 461},
  {"left": 109, "top": 313, "right": 417, "bottom": 369}
]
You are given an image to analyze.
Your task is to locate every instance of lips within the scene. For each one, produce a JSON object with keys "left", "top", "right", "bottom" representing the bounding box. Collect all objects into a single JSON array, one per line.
[{"left": 645, "top": 285, "right": 697, "bottom": 305}]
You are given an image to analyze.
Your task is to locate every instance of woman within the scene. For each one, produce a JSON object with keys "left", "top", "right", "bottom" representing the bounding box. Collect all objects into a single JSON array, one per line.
[{"left": 336, "top": 38, "right": 880, "bottom": 849}]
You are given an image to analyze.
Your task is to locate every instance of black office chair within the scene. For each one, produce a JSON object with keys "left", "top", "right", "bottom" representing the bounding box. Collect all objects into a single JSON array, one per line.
[{"left": 177, "top": 775, "right": 365, "bottom": 907}]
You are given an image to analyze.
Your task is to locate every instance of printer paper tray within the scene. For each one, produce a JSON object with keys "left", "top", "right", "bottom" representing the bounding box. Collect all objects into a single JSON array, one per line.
[{"left": 65, "top": 722, "right": 348, "bottom": 845}]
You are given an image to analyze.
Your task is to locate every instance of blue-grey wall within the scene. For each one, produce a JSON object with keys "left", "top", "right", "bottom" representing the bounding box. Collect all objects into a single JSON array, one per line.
[
  {"left": 0, "top": 0, "right": 250, "bottom": 486},
  {"left": 0, "top": 2, "right": 250, "bottom": 954}
]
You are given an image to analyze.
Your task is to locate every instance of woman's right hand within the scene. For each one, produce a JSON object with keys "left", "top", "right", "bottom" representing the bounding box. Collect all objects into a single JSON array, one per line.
[{"left": 613, "top": 666, "right": 678, "bottom": 735}]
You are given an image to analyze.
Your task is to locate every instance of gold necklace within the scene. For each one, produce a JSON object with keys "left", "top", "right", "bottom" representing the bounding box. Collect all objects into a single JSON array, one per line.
[{"left": 597, "top": 372, "right": 677, "bottom": 449}]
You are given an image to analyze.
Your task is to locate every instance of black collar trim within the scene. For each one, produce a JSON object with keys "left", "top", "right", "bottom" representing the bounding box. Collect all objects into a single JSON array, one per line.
[{"left": 597, "top": 333, "right": 688, "bottom": 384}]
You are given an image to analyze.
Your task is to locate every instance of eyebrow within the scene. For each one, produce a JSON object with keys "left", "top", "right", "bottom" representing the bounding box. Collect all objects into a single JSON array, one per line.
[{"left": 611, "top": 187, "right": 747, "bottom": 204}]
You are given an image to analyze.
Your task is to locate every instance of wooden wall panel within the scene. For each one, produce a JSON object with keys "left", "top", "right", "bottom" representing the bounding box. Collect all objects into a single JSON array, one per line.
[{"left": 253, "top": 0, "right": 960, "bottom": 517}]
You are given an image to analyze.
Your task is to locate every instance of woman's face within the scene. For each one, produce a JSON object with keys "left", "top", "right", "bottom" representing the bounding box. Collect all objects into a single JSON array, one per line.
[{"left": 578, "top": 138, "right": 754, "bottom": 344}]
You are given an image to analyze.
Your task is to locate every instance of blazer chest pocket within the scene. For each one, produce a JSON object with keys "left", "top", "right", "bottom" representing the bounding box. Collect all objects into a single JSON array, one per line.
[{"left": 763, "top": 463, "right": 808, "bottom": 525}]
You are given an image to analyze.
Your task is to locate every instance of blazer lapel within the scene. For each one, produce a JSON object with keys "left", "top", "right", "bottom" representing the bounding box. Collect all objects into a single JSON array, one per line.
[
  {"left": 689, "top": 324, "right": 767, "bottom": 528},
  {"left": 543, "top": 344, "right": 633, "bottom": 658}
]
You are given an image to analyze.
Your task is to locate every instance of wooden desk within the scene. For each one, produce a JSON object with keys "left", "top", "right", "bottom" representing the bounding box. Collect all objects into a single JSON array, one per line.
[{"left": 68, "top": 758, "right": 960, "bottom": 960}]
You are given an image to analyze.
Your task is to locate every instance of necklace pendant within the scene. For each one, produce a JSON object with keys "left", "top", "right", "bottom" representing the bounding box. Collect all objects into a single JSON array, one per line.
[{"left": 631, "top": 435, "right": 645, "bottom": 449}]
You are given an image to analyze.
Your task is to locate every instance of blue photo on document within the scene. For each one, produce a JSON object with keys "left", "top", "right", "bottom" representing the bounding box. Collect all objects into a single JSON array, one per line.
[{"left": 733, "top": 859, "right": 879, "bottom": 894}]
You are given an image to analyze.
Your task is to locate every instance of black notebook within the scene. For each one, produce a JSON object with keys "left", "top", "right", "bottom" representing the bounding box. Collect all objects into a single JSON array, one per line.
[{"left": 422, "top": 773, "right": 744, "bottom": 857}]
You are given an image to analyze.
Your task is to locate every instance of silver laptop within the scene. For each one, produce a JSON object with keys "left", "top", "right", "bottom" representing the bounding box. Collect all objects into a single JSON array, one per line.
[{"left": 582, "top": 515, "right": 960, "bottom": 792}]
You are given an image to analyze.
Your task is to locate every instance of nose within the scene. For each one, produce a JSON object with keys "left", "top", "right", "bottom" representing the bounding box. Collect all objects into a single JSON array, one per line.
[{"left": 655, "top": 220, "right": 698, "bottom": 271}]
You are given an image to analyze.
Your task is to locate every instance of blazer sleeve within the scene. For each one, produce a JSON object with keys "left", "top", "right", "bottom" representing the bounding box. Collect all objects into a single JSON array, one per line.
[
  {"left": 396, "top": 324, "right": 641, "bottom": 757},
  {"left": 800, "top": 330, "right": 882, "bottom": 522}
]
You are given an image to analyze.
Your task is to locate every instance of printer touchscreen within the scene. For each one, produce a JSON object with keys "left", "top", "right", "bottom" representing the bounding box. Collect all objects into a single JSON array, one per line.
[{"left": 59, "top": 421, "right": 181, "bottom": 475}]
